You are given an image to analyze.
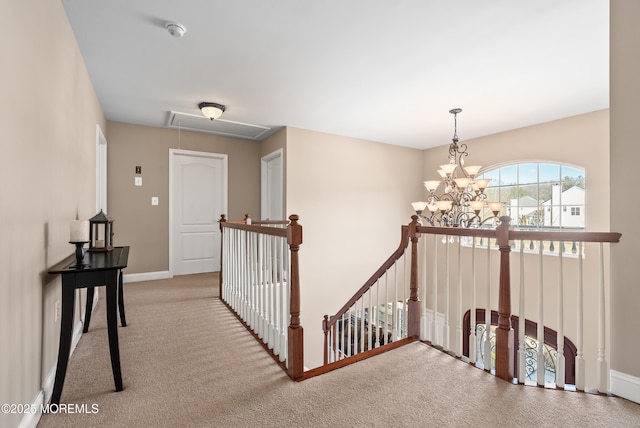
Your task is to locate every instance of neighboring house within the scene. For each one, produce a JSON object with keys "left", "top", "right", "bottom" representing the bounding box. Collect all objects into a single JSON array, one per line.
[
  {"left": 507, "top": 195, "right": 540, "bottom": 226},
  {"left": 541, "top": 185, "right": 585, "bottom": 228}
]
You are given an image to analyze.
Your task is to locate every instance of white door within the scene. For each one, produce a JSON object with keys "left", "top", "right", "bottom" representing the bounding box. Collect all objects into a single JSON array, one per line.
[
  {"left": 261, "top": 149, "right": 284, "bottom": 220},
  {"left": 170, "top": 150, "right": 227, "bottom": 275}
]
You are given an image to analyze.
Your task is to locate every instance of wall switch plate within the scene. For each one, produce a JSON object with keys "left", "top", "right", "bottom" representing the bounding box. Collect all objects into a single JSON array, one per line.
[
  {"left": 151, "top": 196, "right": 159, "bottom": 206},
  {"left": 134, "top": 176, "right": 142, "bottom": 186},
  {"left": 135, "top": 166, "right": 142, "bottom": 174}
]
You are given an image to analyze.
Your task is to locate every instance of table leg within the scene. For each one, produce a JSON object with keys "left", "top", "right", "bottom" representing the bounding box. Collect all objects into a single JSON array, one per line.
[
  {"left": 83, "top": 286, "right": 94, "bottom": 333},
  {"left": 106, "top": 273, "right": 123, "bottom": 392},
  {"left": 118, "top": 269, "right": 127, "bottom": 327},
  {"left": 51, "top": 282, "right": 75, "bottom": 405}
]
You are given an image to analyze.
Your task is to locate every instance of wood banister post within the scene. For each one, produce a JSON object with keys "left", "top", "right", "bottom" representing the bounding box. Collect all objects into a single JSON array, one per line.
[
  {"left": 407, "top": 215, "right": 421, "bottom": 338},
  {"left": 495, "top": 216, "right": 514, "bottom": 381},
  {"left": 218, "top": 214, "right": 227, "bottom": 299},
  {"left": 287, "top": 214, "right": 304, "bottom": 380}
]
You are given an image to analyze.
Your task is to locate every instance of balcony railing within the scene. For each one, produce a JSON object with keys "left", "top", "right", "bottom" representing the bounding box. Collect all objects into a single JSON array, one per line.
[
  {"left": 319, "top": 215, "right": 621, "bottom": 392},
  {"left": 219, "top": 214, "right": 304, "bottom": 380}
]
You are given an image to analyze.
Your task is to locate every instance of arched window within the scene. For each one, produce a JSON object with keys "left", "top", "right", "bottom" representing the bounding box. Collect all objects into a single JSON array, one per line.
[{"left": 477, "top": 162, "right": 585, "bottom": 230}]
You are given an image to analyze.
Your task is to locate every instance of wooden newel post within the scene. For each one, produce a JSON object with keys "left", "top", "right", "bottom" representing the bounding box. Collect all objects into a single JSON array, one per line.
[
  {"left": 407, "top": 215, "right": 421, "bottom": 338},
  {"left": 495, "top": 216, "right": 514, "bottom": 381},
  {"left": 287, "top": 214, "right": 304, "bottom": 380},
  {"left": 218, "top": 214, "right": 227, "bottom": 299}
]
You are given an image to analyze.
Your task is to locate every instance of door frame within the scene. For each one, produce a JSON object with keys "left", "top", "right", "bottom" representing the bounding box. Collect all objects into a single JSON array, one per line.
[
  {"left": 261, "top": 148, "right": 284, "bottom": 220},
  {"left": 169, "top": 149, "right": 228, "bottom": 277}
]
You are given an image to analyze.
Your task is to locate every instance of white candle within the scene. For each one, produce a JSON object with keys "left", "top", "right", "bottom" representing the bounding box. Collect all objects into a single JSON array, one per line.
[{"left": 70, "top": 220, "right": 89, "bottom": 242}]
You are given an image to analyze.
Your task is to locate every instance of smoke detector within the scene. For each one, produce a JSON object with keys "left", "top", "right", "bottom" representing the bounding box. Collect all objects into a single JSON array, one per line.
[{"left": 165, "top": 22, "right": 186, "bottom": 38}]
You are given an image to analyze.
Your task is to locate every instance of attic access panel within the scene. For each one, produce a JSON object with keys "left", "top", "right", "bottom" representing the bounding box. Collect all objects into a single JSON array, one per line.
[{"left": 167, "top": 111, "right": 273, "bottom": 141}]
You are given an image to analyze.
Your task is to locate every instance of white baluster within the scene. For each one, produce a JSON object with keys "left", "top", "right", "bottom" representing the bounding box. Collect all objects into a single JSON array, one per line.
[
  {"left": 469, "top": 237, "right": 477, "bottom": 364},
  {"left": 575, "top": 242, "right": 585, "bottom": 390},
  {"left": 483, "top": 243, "right": 491, "bottom": 371},
  {"left": 456, "top": 238, "right": 462, "bottom": 357},
  {"left": 374, "top": 280, "right": 380, "bottom": 348},
  {"left": 518, "top": 241, "right": 526, "bottom": 384},
  {"left": 443, "top": 236, "right": 450, "bottom": 352},
  {"left": 597, "top": 242, "right": 608, "bottom": 393},
  {"left": 432, "top": 236, "right": 439, "bottom": 346},
  {"left": 393, "top": 263, "right": 399, "bottom": 342},
  {"left": 557, "top": 242, "right": 565, "bottom": 389},
  {"left": 537, "top": 241, "right": 545, "bottom": 387},
  {"left": 384, "top": 271, "right": 390, "bottom": 346},
  {"left": 421, "top": 237, "right": 429, "bottom": 341}
]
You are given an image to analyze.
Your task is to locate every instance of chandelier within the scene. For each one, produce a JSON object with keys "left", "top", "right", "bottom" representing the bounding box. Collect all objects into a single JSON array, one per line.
[{"left": 412, "top": 108, "right": 503, "bottom": 227}]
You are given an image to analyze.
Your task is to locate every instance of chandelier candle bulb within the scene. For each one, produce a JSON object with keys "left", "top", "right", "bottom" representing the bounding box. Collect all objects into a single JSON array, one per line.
[
  {"left": 464, "top": 165, "right": 482, "bottom": 177},
  {"left": 474, "top": 178, "right": 491, "bottom": 190},
  {"left": 440, "top": 163, "right": 458, "bottom": 176},
  {"left": 411, "top": 201, "right": 428, "bottom": 212},
  {"left": 436, "top": 200, "right": 453, "bottom": 212},
  {"left": 488, "top": 202, "right": 504, "bottom": 214},
  {"left": 469, "top": 200, "right": 486, "bottom": 213},
  {"left": 424, "top": 180, "right": 441, "bottom": 192},
  {"left": 454, "top": 177, "right": 471, "bottom": 190}
]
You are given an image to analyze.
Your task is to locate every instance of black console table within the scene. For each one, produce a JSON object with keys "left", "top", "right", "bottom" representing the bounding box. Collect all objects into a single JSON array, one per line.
[{"left": 48, "top": 246, "right": 129, "bottom": 405}]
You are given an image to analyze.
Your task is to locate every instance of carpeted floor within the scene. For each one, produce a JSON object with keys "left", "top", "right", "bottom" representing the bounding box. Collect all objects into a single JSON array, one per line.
[{"left": 38, "top": 273, "right": 640, "bottom": 427}]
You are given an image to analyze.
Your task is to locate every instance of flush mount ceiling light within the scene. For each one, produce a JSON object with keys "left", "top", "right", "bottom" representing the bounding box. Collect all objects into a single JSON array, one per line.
[
  {"left": 165, "top": 22, "right": 186, "bottom": 38},
  {"left": 198, "top": 102, "right": 226, "bottom": 120}
]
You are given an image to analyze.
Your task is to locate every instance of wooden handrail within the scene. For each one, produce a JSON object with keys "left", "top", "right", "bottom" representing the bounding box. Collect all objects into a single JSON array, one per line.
[{"left": 323, "top": 224, "right": 411, "bottom": 332}]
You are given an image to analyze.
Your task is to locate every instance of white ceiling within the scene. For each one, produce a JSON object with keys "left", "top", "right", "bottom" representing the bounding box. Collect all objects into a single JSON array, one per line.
[{"left": 62, "top": 0, "right": 609, "bottom": 149}]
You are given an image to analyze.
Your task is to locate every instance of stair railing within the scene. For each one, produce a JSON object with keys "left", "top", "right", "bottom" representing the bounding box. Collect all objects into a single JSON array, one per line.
[
  {"left": 321, "top": 221, "right": 416, "bottom": 367},
  {"left": 320, "top": 214, "right": 621, "bottom": 393},
  {"left": 219, "top": 214, "right": 304, "bottom": 380}
]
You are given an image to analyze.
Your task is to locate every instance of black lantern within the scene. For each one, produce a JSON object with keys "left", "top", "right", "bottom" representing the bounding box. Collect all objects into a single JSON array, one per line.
[{"left": 89, "top": 209, "right": 114, "bottom": 251}]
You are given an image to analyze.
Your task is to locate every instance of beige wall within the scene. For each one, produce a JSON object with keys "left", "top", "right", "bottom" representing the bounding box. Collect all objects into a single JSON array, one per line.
[
  {"left": 285, "top": 127, "right": 425, "bottom": 368},
  {"left": 106, "top": 121, "right": 262, "bottom": 274},
  {"left": 0, "top": 1, "right": 105, "bottom": 426},
  {"left": 611, "top": 0, "right": 640, "bottom": 395}
]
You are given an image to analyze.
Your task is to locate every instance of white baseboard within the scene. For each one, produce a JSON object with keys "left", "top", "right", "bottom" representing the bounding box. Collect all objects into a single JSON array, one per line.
[
  {"left": 611, "top": 369, "right": 640, "bottom": 404},
  {"left": 17, "top": 389, "right": 43, "bottom": 428},
  {"left": 22, "top": 320, "right": 84, "bottom": 428},
  {"left": 123, "top": 271, "right": 171, "bottom": 283}
]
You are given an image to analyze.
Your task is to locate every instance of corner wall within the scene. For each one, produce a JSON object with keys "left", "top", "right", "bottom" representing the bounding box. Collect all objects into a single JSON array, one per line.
[
  {"left": 0, "top": 2, "right": 105, "bottom": 427},
  {"left": 610, "top": 0, "right": 640, "bottom": 403},
  {"left": 285, "top": 127, "right": 424, "bottom": 368}
]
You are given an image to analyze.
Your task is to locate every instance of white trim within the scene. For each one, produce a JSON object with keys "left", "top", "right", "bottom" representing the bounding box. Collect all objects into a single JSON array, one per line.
[
  {"left": 123, "top": 271, "right": 172, "bottom": 283},
  {"left": 261, "top": 148, "right": 284, "bottom": 220},
  {"left": 25, "top": 320, "right": 84, "bottom": 428},
  {"left": 17, "top": 390, "right": 43, "bottom": 428},
  {"left": 168, "top": 149, "right": 228, "bottom": 277},
  {"left": 611, "top": 369, "right": 640, "bottom": 404}
]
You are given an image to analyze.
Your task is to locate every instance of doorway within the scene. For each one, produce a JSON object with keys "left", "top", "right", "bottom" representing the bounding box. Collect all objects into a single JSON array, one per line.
[
  {"left": 169, "top": 149, "right": 228, "bottom": 276},
  {"left": 261, "top": 149, "right": 284, "bottom": 220}
]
